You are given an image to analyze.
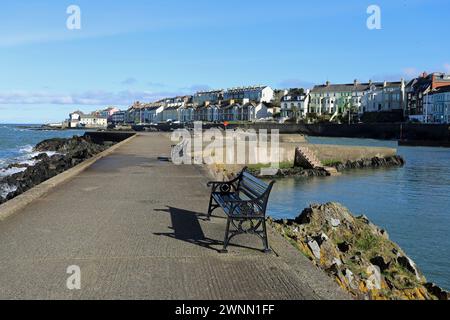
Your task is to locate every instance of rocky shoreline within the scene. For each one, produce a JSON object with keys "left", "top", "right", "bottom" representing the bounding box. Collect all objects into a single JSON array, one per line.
[
  {"left": 332, "top": 155, "right": 405, "bottom": 171},
  {"left": 249, "top": 155, "right": 405, "bottom": 178},
  {"left": 271, "top": 202, "right": 449, "bottom": 300},
  {"left": 248, "top": 166, "right": 330, "bottom": 178},
  {"left": 0, "top": 135, "right": 115, "bottom": 205}
]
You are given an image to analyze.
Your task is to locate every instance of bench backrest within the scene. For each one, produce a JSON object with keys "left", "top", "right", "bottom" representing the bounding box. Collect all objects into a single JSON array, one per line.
[{"left": 237, "top": 170, "right": 275, "bottom": 212}]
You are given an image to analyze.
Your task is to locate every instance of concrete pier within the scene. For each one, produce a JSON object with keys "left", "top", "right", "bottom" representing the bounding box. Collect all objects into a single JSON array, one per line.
[{"left": 0, "top": 133, "right": 348, "bottom": 300}]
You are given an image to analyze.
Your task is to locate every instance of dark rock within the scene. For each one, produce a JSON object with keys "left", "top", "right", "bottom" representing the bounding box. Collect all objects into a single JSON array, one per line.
[
  {"left": 0, "top": 135, "right": 114, "bottom": 204},
  {"left": 370, "top": 256, "right": 391, "bottom": 272},
  {"left": 338, "top": 241, "right": 351, "bottom": 253},
  {"left": 333, "top": 155, "right": 405, "bottom": 171},
  {"left": 425, "top": 283, "right": 449, "bottom": 300},
  {"left": 294, "top": 207, "right": 313, "bottom": 225},
  {"left": 397, "top": 255, "right": 421, "bottom": 280}
]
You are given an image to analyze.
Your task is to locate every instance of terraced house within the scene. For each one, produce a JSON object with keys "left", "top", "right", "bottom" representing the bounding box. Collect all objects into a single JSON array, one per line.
[
  {"left": 193, "top": 89, "right": 224, "bottom": 106},
  {"left": 423, "top": 85, "right": 450, "bottom": 124},
  {"left": 178, "top": 104, "right": 195, "bottom": 123},
  {"left": 194, "top": 104, "right": 220, "bottom": 122},
  {"left": 223, "top": 85, "right": 274, "bottom": 103},
  {"left": 406, "top": 72, "right": 450, "bottom": 122},
  {"left": 309, "top": 80, "right": 370, "bottom": 116},
  {"left": 280, "top": 91, "right": 310, "bottom": 119},
  {"left": 361, "top": 80, "right": 406, "bottom": 114}
]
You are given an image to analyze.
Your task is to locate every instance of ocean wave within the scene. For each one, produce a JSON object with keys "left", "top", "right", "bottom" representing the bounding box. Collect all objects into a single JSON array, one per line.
[
  {"left": 19, "top": 145, "right": 34, "bottom": 153},
  {"left": 0, "top": 166, "right": 27, "bottom": 177},
  {"left": 18, "top": 159, "right": 37, "bottom": 166},
  {"left": 28, "top": 151, "right": 58, "bottom": 158},
  {"left": 0, "top": 148, "right": 59, "bottom": 174},
  {"left": 0, "top": 183, "right": 18, "bottom": 199}
]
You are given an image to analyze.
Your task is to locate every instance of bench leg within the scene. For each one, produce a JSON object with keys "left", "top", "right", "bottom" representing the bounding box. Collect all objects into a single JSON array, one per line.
[
  {"left": 262, "top": 218, "right": 271, "bottom": 254},
  {"left": 206, "top": 194, "right": 215, "bottom": 220},
  {"left": 219, "top": 218, "right": 231, "bottom": 254}
]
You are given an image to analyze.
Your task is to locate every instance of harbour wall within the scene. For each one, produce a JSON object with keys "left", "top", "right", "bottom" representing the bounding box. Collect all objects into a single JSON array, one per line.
[{"left": 228, "top": 123, "right": 450, "bottom": 141}]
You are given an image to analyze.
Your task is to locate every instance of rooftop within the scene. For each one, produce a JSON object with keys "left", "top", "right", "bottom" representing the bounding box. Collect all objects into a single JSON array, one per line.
[
  {"left": 226, "top": 85, "right": 269, "bottom": 93},
  {"left": 195, "top": 89, "right": 224, "bottom": 95}
]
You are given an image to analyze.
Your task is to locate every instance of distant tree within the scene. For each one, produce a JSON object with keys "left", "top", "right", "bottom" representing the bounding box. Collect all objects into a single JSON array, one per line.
[{"left": 288, "top": 88, "right": 305, "bottom": 96}]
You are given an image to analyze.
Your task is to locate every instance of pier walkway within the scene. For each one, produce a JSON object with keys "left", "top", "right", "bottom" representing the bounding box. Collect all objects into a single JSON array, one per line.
[{"left": 0, "top": 133, "right": 347, "bottom": 300}]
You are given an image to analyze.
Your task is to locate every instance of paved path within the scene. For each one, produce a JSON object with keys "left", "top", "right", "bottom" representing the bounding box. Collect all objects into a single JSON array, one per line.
[{"left": 0, "top": 133, "right": 347, "bottom": 300}]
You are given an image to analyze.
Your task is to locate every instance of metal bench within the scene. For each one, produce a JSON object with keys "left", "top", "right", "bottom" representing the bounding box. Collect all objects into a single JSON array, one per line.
[{"left": 207, "top": 167, "right": 275, "bottom": 253}]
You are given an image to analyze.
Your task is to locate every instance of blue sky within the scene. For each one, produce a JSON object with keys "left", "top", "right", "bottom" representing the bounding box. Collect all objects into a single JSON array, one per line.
[{"left": 0, "top": 0, "right": 449, "bottom": 123}]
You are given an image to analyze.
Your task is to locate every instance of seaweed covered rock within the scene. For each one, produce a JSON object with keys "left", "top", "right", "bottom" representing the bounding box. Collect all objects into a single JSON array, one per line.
[
  {"left": 34, "top": 135, "right": 108, "bottom": 156},
  {"left": 271, "top": 202, "right": 449, "bottom": 300},
  {"left": 333, "top": 155, "right": 405, "bottom": 171}
]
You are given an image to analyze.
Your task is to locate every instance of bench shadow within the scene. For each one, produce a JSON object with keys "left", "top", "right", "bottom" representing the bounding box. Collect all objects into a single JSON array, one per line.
[
  {"left": 153, "top": 207, "right": 260, "bottom": 253},
  {"left": 154, "top": 207, "right": 221, "bottom": 252}
]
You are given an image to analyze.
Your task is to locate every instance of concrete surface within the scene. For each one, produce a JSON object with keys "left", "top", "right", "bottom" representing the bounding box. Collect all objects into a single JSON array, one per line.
[
  {"left": 0, "top": 134, "right": 136, "bottom": 221},
  {"left": 0, "top": 133, "right": 349, "bottom": 300}
]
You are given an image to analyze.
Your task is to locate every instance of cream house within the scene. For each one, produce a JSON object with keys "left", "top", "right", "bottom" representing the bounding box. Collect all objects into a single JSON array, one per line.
[{"left": 69, "top": 111, "right": 108, "bottom": 128}]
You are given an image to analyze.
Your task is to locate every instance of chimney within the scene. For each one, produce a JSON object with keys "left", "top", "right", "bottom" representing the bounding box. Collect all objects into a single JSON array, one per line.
[
  {"left": 326, "top": 81, "right": 330, "bottom": 87},
  {"left": 369, "top": 80, "right": 373, "bottom": 86},
  {"left": 421, "top": 72, "right": 428, "bottom": 78},
  {"left": 354, "top": 79, "right": 359, "bottom": 87},
  {"left": 383, "top": 81, "right": 387, "bottom": 87}
]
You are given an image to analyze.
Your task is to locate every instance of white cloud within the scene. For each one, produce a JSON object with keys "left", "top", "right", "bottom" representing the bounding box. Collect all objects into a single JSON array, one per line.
[
  {"left": 0, "top": 89, "right": 184, "bottom": 106},
  {"left": 121, "top": 77, "right": 138, "bottom": 85}
]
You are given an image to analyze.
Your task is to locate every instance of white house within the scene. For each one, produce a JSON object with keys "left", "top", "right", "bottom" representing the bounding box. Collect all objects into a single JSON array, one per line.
[
  {"left": 309, "top": 80, "right": 369, "bottom": 116},
  {"left": 68, "top": 111, "right": 107, "bottom": 128},
  {"left": 161, "top": 106, "right": 179, "bottom": 122},
  {"left": 361, "top": 80, "right": 406, "bottom": 114},
  {"left": 253, "top": 102, "right": 274, "bottom": 120},
  {"left": 140, "top": 106, "right": 159, "bottom": 124},
  {"left": 280, "top": 91, "right": 310, "bottom": 119},
  {"left": 193, "top": 90, "right": 224, "bottom": 106},
  {"left": 224, "top": 86, "right": 274, "bottom": 103}
]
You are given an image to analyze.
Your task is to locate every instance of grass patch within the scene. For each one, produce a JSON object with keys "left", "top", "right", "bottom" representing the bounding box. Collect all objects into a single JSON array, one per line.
[
  {"left": 247, "top": 161, "right": 294, "bottom": 171},
  {"left": 322, "top": 159, "right": 343, "bottom": 167},
  {"left": 355, "top": 230, "right": 382, "bottom": 254}
]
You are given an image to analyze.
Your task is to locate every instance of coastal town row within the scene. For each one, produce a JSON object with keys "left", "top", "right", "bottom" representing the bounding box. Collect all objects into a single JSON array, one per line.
[{"left": 63, "top": 72, "right": 450, "bottom": 129}]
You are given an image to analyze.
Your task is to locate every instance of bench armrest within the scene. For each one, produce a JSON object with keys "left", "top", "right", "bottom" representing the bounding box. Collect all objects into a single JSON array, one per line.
[
  {"left": 207, "top": 178, "right": 239, "bottom": 193},
  {"left": 207, "top": 177, "right": 239, "bottom": 188},
  {"left": 207, "top": 167, "right": 248, "bottom": 189}
]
